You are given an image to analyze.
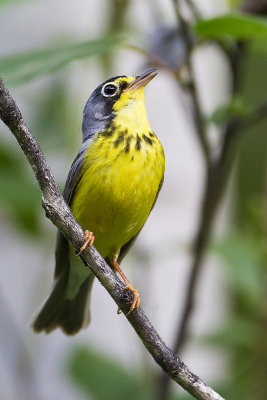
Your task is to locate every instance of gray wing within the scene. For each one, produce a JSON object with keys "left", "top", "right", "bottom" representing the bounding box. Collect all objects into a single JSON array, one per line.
[
  {"left": 54, "top": 141, "right": 88, "bottom": 278},
  {"left": 118, "top": 176, "right": 164, "bottom": 263},
  {"left": 63, "top": 140, "right": 89, "bottom": 203}
]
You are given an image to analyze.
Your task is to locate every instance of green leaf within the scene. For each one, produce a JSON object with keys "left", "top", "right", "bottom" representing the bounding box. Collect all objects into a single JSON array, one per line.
[
  {"left": 195, "top": 13, "right": 267, "bottom": 39},
  {"left": 0, "top": 138, "right": 41, "bottom": 234},
  {"left": 203, "top": 318, "right": 257, "bottom": 350},
  {"left": 208, "top": 97, "right": 252, "bottom": 126},
  {"left": 0, "top": 37, "right": 123, "bottom": 86},
  {"left": 212, "top": 232, "right": 262, "bottom": 311},
  {"left": 66, "top": 345, "right": 147, "bottom": 400},
  {"left": 0, "top": 0, "right": 28, "bottom": 7},
  {"left": 170, "top": 393, "right": 194, "bottom": 400}
]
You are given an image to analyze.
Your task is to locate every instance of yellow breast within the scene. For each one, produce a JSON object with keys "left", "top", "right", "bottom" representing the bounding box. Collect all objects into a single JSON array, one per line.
[{"left": 71, "top": 92, "right": 165, "bottom": 261}]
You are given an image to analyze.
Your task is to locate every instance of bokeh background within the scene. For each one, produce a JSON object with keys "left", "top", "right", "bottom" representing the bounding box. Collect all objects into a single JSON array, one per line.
[{"left": 0, "top": 0, "right": 266, "bottom": 399}]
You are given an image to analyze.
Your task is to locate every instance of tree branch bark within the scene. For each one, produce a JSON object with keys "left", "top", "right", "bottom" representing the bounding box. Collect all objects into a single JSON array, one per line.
[{"left": 0, "top": 78, "right": 224, "bottom": 400}]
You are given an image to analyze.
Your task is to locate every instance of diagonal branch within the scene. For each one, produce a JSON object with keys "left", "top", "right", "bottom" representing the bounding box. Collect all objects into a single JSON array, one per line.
[{"left": 0, "top": 78, "right": 224, "bottom": 400}]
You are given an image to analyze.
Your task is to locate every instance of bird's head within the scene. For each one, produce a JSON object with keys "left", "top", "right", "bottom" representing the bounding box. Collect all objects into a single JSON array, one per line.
[{"left": 82, "top": 69, "right": 158, "bottom": 140}]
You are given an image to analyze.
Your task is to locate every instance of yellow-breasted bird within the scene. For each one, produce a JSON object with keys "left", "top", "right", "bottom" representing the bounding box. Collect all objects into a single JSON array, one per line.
[{"left": 31, "top": 69, "right": 165, "bottom": 335}]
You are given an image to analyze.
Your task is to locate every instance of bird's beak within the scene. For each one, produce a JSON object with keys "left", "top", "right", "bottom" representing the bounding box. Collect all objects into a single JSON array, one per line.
[{"left": 126, "top": 69, "right": 158, "bottom": 90}]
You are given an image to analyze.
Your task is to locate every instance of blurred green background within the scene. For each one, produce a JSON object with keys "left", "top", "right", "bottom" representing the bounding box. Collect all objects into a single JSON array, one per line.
[{"left": 0, "top": 1, "right": 266, "bottom": 400}]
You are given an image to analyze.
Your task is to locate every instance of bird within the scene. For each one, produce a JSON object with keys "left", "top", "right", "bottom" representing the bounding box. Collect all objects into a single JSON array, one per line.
[{"left": 31, "top": 69, "right": 165, "bottom": 335}]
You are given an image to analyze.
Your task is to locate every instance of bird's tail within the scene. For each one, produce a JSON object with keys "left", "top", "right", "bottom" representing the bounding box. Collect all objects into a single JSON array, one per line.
[{"left": 31, "top": 267, "right": 94, "bottom": 335}]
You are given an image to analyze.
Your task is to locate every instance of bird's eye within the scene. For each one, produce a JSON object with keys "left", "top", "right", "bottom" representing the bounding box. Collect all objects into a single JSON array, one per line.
[{"left": 102, "top": 83, "right": 118, "bottom": 97}]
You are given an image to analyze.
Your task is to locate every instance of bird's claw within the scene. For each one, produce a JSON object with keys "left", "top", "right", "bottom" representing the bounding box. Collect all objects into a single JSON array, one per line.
[
  {"left": 117, "top": 284, "right": 140, "bottom": 315},
  {"left": 77, "top": 230, "right": 95, "bottom": 256}
]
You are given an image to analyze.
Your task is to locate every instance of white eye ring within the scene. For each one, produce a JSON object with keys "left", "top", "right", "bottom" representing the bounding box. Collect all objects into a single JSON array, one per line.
[{"left": 101, "top": 82, "right": 119, "bottom": 97}]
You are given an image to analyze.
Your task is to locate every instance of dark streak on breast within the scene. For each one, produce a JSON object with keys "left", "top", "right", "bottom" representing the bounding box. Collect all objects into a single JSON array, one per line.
[
  {"left": 113, "top": 130, "right": 126, "bottom": 147},
  {"left": 124, "top": 135, "right": 132, "bottom": 153},
  {"left": 100, "top": 124, "right": 116, "bottom": 137},
  {"left": 136, "top": 134, "right": 141, "bottom": 151},
  {"left": 143, "top": 134, "right": 153, "bottom": 145}
]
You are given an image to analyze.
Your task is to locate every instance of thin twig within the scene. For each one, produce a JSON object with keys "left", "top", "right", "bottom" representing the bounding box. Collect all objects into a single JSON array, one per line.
[
  {"left": 174, "top": 39, "right": 245, "bottom": 344},
  {"left": 184, "top": 0, "right": 201, "bottom": 19},
  {"left": 156, "top": 4, "right": 212, "bottom": 400},
  {"left": 157, "top": 7, "right": 246, "bottom": 400},
  {"left": 159, "top": 31, "right": 267, "bottom": 399},
  {"left": 124, "top": 43, "right": 179, "bottom": 76},
  {"left": 0, "top": 78, "right": 224, "bottom": 400},
  {"left": 172, "top": 0, "right": 210, "bottom": 164},
  {"left": 173, "top": 77, "right": 267, "bottom": 356}
]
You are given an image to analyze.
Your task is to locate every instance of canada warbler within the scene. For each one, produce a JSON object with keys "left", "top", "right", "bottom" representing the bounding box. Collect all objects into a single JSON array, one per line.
[{"left": 32, "top": 69, "right": 165, "bottom": 335}]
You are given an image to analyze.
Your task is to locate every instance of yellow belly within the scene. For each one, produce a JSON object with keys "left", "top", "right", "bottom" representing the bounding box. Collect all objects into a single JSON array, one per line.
[{"left": 71, "top": 130, "right": 164, "bottom": 260}]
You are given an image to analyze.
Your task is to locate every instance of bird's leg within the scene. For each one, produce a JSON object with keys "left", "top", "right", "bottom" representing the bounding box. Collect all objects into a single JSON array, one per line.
[
  {"left": 77, "top": 230, "right": 95, "bottom": 256},
  {"left": 110, "top": 258, "right": 140, "bottom": 315}
]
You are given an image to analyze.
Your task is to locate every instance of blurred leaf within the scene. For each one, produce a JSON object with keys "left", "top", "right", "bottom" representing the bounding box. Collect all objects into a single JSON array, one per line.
[
  {"left": 0, "top": 0, "right": 30, "bottom": 6},
  {"left": 212, "top": 232, "right": 262, "bottom": 311},
  {"left": 67, "top": 345, "right": 147, "bottom": 400},
  {"left": 234, "top": 48, "right": 267, "bottom": 238},
  {"left": 227, "top": 0, "right": 243, "bottom": 9},
  {"left": 208, "top": 97, "right": 252, "bottom": 126},
  {"left": 170, "top": 393, "right": 194, "bottom": 400},
  {"left": 204, "top": 318, "right": 256, "bottom": 350},
  {"left": 31, "top": 79, "right": 78, "bottom": 152},
  {"left": 195, "top": 13, "right": 267, "bottom": 39},
  {"left": 0, "top": 37, "right": 123, "bottom": 86},
  {"left": 0, "top": 137, "right": 40, "bottom": 234}
]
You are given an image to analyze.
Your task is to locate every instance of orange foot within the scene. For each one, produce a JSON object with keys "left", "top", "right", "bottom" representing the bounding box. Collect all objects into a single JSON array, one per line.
[
  {"left": 110, "top": 258, "right": 141, "bottom": 315},
  {"left": 77, "top": 230, "right": 95, "bottom": 256},
  {"left": 123, "top": 284, "right": 140, "bottom": 315}
]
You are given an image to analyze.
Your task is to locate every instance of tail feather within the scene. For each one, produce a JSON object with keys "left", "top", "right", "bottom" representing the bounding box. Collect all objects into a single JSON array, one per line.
[{"left": 31, "top": 270, "right": 94, "bottom": 335}]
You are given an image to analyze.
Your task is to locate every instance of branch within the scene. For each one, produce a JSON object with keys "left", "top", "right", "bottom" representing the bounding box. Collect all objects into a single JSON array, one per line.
[
  {"left": 157, "top": 10, "right": 245, "bottom": 400},
  {"left": 184, "top": 0, "right": 201, "bottom": 19},
  {"left": 172, "top": 0, "right": 210, "bottom": 164},
  {"left": 172, "top": 32, "right": 246, "bottom": 355},
  {"left": 158, "top": 38, "right": 267, "bottom": 399},
  {"left": 124, "top": 43, "right": 179, "bottom": 76},
  {"left": 0, "top": 78, "right": 224, "bottom": 400}
]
